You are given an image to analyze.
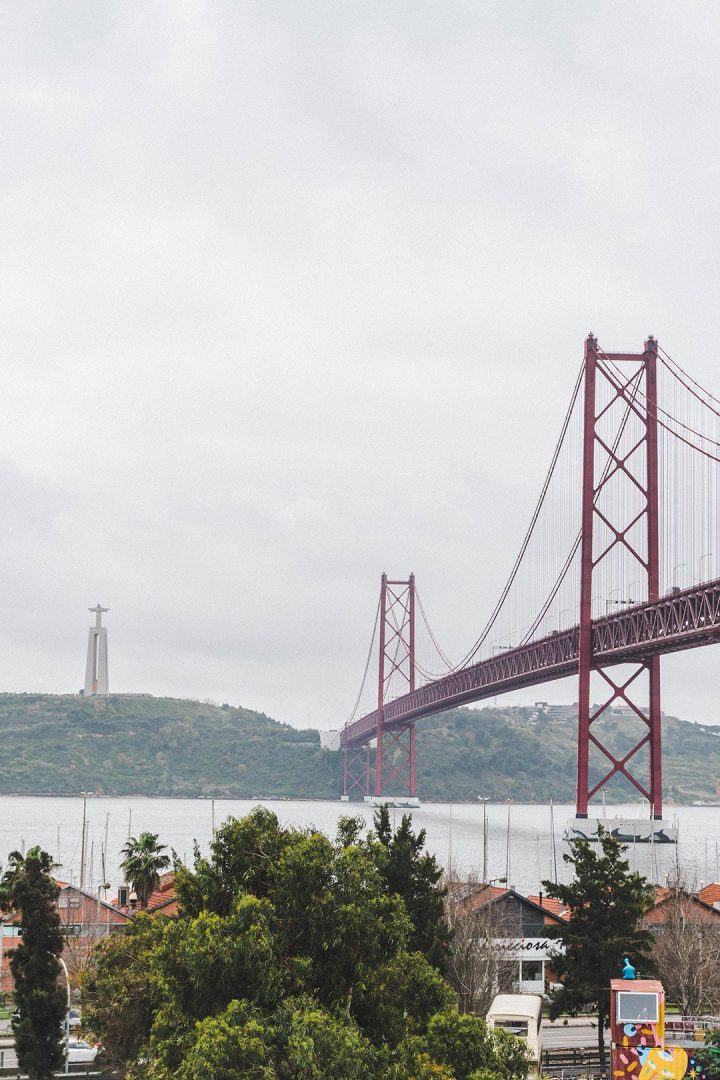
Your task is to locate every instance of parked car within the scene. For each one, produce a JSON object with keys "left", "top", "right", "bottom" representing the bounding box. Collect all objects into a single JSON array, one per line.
[
  {"left": 68, "top": 1008, "right": 81, "bottom": 1027},
  {"left": 66, "top": 1039, "right": 99, "bottom": 1064},
  {"left": 486, "top": 994, "right": 543, "bottom": 1066}
]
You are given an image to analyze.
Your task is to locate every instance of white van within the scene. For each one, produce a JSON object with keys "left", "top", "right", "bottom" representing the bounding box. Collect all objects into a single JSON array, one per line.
[{"left": 486, "top": 993, "right": 543, "bottom": 1064}]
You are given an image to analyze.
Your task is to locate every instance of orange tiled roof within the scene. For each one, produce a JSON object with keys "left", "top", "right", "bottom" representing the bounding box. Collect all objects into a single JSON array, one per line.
[
  {"left": 459, "top": 884, "right": 568, "bottom": 923},
  {"left": 463, "top": 885, "right": 509, "bottom": 911},
  {"left": 644, "top": 884, "right": 720, "bottom": 925},
  {"left": 112, "top": 871, "right": 177, "bottom": 915},
  {"left": 652, "top": 884, "right": 719, "bottom": 908},
  {"left": 145, "top": 887, "right": 175, "bottom": 911},
  {"left": 699, "top": 883, "right": 720, "bottom": 906},
  {"left": 526, "top": 894, "right": 569, "bottom": 920}
]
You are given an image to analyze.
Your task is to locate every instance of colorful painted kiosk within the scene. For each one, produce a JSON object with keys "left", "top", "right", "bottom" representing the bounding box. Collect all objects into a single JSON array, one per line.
[{"left": 611, "top": 977, "right": 689, "bottom": 1080}]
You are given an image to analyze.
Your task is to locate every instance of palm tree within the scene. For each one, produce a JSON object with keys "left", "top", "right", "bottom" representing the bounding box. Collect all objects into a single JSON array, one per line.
[{"left": 120, "top": 832, "right": 170, "bottom": 910}]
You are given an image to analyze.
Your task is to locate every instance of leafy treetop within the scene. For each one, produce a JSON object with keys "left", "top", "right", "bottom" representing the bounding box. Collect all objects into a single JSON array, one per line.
[
  {"left": 370, "top": 806, "right": 452, "bottom": 968},
  {"left": 85, "top": 807, "right": 530, "bottom": 1080}
]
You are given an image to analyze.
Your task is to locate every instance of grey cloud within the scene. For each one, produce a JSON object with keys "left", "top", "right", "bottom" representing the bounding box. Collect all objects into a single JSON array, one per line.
[{"left": 0, "top": 2, "right": 718, "bottom": 730}]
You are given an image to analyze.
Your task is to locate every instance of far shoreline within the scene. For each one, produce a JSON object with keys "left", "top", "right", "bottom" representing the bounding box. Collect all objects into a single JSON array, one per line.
[{"left": 0, "top": 792, "right": 706, "bottom": 807}]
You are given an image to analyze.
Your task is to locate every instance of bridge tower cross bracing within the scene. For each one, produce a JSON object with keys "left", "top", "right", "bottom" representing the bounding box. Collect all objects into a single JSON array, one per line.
[
  {"left": 577, "top": 335, "right": 662, "bottom": 819},
  {"left": 375, "top": 572, "right": 416, "bottom": 798},
  {"left": 342, "top": 744, "right": 371, "bottom": 799}
]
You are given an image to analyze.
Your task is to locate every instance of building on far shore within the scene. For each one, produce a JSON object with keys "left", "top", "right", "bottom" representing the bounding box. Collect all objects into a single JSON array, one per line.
[{"left": 318, "top": 729, "right": 341, "bottom": 750}]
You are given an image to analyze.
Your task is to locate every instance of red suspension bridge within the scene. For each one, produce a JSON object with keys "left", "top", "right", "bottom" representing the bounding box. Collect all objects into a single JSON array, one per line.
[{"left": 341, "top": 337, "right": 720, "bottom": 823}]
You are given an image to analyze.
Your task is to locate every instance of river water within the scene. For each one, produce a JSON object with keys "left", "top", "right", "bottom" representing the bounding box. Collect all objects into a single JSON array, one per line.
[{"left": 2, "top": 796, "right": 719, "bottom": 897}]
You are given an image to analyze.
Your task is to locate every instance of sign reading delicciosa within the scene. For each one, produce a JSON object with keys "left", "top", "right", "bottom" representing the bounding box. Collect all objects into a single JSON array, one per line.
[{"left": 495, "top": 938, "right": 565, "bottom": 959}]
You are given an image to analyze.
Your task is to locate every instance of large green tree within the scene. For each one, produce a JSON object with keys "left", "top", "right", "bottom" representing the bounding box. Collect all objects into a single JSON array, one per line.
[
  {"left": 542, "top": 827, "right": 653, "bottom": 1070},
  {"left": 121, "top": 831, "right": 171, "bottom": 909},
  {"left": 1, "top": 847, "right": 66, "bottom": 1080},
  {"left": 79, "top": 913, "right": 166, "bottom": 1064},
  {"left": 85, "top": 808, "right": 530, "bottom": 1080},
  {"left": 370, "top": 806, "right": 451, "bottom": 968}
]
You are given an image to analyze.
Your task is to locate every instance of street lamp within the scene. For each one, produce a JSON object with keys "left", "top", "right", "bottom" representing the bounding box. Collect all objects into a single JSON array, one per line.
[
  {"left": 58, "top": 957, "right": 70, "bottom": 1075},
  {"left": 606, "top": 588, "right": 620, "bottom": 612}
]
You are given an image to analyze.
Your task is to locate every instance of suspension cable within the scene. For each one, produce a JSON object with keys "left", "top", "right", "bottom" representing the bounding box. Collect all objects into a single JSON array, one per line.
[
  {"left": 659, "top": 346, "right": 720, "bottom": 416},
  {"left": 351, "top": 344, "right": 720, "bottom": 717},
  {"left": 519, "top": 358, "right": 644, "bottom": 644},
  {"left": 415, "top": 587, "right": 455, "bottom": 670},
  {"left": 344, "top": 595, "right": 381, "bottom": 727},
  {"left": 600, "top": 355, "right": 720, "bottom": 462},
  {"left": 444, "top": 359, "right": 586, "bottom": 671},
  {"left": 598, "top": 348, "right": 720, "bottom": 448}
]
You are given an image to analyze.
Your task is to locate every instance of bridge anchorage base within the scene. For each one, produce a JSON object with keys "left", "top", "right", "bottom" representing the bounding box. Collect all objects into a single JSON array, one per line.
[
  {"left": 564, "top": 818, "right": 677, "bottom": 845},
  {"left": 364, "top": 795, "right": 421, "bottom": 809}
]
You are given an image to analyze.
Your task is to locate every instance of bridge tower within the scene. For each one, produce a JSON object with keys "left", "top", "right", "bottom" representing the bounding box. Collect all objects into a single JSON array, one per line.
[
  {"left": 374, "top": 573, "right": 416, "bottom": 799},
  {"left": 341, "top": 574, "right": 417, "bottom": 800},
  {"left": 576, "top": 336, "right": 662, "bottom": 819}
]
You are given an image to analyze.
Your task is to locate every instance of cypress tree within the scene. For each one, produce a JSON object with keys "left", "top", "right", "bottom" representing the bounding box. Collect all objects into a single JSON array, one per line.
[
  {"left": 2, "top": 847, "right": 66, "bottom": 1079},
  {"left": 542, "top": 827, "right": 653, "bottom": 1071},
  {"left": 372, "top": 805, "right": 452, "bottom": 967}
]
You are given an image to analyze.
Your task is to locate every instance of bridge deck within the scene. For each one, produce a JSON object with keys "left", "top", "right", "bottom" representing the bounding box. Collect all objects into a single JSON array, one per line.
[{"left": 341, "top": 579, "right": 720, "bottom": 749}]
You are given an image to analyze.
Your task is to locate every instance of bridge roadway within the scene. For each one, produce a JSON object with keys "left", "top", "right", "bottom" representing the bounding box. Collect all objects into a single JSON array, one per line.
[{"left": 341, "top": 578, "right": 720, "bottom": 749}]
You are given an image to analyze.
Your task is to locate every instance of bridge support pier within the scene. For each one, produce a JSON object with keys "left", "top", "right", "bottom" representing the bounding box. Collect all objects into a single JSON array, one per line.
[
  {"left": 375, "top": 721, "right": 416, "bottom": 798},
  {"left": 342, "top": 745, "right": 371, "bottom": 799}
]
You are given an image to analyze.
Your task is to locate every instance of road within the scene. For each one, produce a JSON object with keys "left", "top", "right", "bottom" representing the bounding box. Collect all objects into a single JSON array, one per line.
[
  {"left": 0, "top": 1046, "right": 21, "bottom": 1070},
  {"left": 0, "top": 1024, "right": 599, "bottom": 1070},
  {"left": 0, "top": 1044, "right": 99, "bottom": 1072},
  {"left": 543, "top": 1023, "right": 605, "bottom": 1049}
]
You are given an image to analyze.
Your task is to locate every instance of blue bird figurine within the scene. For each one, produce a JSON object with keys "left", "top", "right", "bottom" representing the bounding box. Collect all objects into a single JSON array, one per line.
[{"left": 622, "top": 957, "right": 636, "bottom": 979}]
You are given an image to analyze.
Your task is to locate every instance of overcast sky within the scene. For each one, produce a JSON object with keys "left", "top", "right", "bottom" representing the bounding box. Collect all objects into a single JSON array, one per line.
[{"left": 1, "top": 2, "right": 719, "bottom": 730}]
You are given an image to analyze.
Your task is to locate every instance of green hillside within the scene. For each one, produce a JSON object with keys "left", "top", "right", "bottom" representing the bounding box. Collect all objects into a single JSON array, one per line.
[
  {"left": 410, "top": 706, "right": 720, "bottom": 804},
  {"left": 0, "top": 694, "right": 338, "bottom": 798},
  {"left": 0, "top": 694, "right": 717, "bottom": 802}
]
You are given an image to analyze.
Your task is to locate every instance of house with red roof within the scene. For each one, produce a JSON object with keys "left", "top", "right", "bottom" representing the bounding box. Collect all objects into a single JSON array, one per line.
[
  {"left": 644, "top": 884, "right": 720, "bottom": 926},
  {"left": 456, "top": 883, "right": 567, "bottom": 993},
  {"left": 112, "top": 871, "right": 178, "bottom": 918},
  {"left": 698, "top": 882, "right": 720, "bottom": 908},
  {"left": 0, "top": 882, "right": 131, "bottom": 997}
]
